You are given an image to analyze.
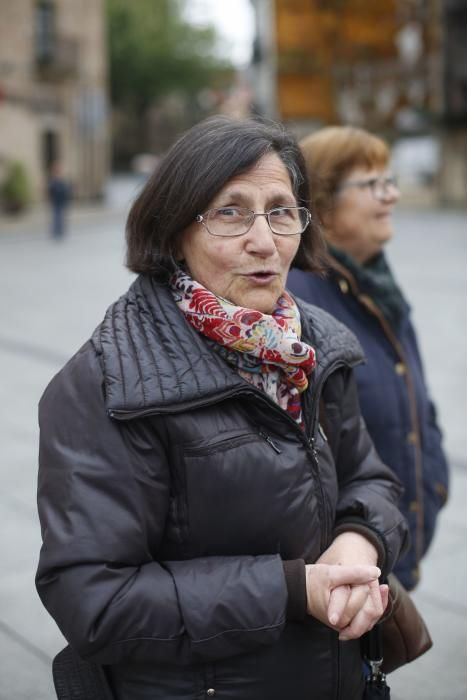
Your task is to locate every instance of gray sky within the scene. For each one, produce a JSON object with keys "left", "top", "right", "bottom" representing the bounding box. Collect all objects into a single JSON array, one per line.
[{"left": 184, "top": 0, "right": 255, "bottom": 66}]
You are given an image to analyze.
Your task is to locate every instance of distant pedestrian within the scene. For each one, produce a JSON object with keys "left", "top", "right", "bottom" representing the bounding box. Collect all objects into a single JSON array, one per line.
[
  {"left": 288, "top": 125, "right": 449, "bottom": 591},
  {"left": 47, "top": 160, "right": 71, "bottom": 239}
]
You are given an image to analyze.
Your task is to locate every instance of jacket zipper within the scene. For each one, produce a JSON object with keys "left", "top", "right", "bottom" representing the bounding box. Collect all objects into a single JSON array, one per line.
[
  {"left": 182, "top": 431, "right": 282, "bottom": 456},
  {"left": 306, "top": 433, "right": 329, "bottom": 552},
  {"left": 107, "top": 386, "right": 247, "bottom": 420},
  {"left": 109, "top": 362, "right": 356, "bottom": 555},
  {"left": 303, "top": 359, "right": 358, "bottom": 551},
  {"left": 258, "top": 429, "right": 282, "bottom": 454}
]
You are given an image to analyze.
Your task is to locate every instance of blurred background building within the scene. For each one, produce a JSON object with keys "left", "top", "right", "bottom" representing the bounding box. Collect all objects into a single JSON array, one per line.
[
  {"left": 1, "top": 0, "right": 465, "bottom": 213},
  {"left": 0, "top": 0, "right": 109, "bottom": 204},
  {"left": 250, "top": 0, "right": 467, "bottom": 206},
  {"left": 0, "top": 0, "right": 240, "bottom": 214}
]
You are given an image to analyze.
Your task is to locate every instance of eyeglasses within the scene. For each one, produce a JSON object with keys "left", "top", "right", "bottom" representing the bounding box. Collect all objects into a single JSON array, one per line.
[
  {"left": 195, "top": 206, "right": 311, "bottom": 237},
  {"left": 339, "top": 175, "right": 399, "bottom": 201}
]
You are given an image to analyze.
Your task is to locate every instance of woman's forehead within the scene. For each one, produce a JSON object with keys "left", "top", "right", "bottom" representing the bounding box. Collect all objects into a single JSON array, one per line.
[
  {"left": 215, "top": 153, "right": 294, "bottom": 195},
  {"left": 345, "top": 164, "right": 391, "bottom": 177}
]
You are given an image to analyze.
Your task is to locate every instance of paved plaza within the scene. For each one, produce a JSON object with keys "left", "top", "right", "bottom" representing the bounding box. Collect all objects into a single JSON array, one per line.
[{"left": 0, "top": 195, "right": 466, "bottom": 699}]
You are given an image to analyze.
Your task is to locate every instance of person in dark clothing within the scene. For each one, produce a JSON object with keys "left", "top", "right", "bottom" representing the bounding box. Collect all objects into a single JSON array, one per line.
[
  {"left": 288, "top": 125, "right": 448, "bottom": 592},
  {"left": 36, "top": 117, "right": 408, "bottom": 700},
  {"left": 47, "top": 160, "right": 71, "bottom": 239}
]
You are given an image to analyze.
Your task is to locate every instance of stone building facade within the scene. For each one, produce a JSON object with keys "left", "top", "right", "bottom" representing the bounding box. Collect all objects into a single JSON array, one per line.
[{"left": 0, "top": 0, "right": 109, "bottom": 202}]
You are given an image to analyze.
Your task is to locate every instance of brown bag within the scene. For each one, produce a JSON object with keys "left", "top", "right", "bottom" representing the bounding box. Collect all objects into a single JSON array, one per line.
[{"left": 380, "top": 573, "right": 433, "bottom": 673}]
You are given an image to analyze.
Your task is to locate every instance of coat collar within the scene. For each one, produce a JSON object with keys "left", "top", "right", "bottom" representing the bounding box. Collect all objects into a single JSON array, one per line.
[{"left": 92, "top": 275, "right": 364, "bottom": 414}]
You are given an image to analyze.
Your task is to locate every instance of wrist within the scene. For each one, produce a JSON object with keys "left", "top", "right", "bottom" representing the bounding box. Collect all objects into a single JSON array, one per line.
[
  {"left": 333, "top": 522, "right": 385, "bottom": 569},
  {"left": 322, "top": 531, "right": 378, "bottom": 567}
]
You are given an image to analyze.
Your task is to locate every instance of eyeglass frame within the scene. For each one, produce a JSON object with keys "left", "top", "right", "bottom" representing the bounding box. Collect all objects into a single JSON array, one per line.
[
  {"left": 338, "top": 175, "right": 399, "bottom": 201},
  {"left": 195, "top": 206, "right": 311, "bottom": 238}
]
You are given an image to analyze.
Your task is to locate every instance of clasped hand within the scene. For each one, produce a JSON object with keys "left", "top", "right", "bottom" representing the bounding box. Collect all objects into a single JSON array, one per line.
[{"left": 305, "top": 532, "right": 389, "bottom": 640}]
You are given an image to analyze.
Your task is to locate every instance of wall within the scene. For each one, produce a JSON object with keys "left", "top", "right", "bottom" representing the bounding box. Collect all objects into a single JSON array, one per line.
[{"left": 0, "top": 0, "right": 109, "bottom": 202}]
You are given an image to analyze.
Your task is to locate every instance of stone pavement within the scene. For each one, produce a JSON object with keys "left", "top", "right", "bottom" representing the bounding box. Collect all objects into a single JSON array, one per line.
[{"left": 0, "top": 199, "right": 466, "bottom": 699}]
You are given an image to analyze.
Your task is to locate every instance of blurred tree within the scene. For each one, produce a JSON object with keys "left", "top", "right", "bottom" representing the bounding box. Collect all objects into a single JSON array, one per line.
[
  {"left": 0, "top": 161, "right": 32, "bottom": 215},
  {"left": 107, "top": 0, "right": 234, "bottom": 165}
]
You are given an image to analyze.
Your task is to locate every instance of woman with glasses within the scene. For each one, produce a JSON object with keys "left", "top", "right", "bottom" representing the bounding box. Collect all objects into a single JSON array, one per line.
[
  {"left": 36, "top": 117, "right": 408, "bottom": 700},
  {"left": 288, "top": 125, "right": 449, "bottom": 594}
]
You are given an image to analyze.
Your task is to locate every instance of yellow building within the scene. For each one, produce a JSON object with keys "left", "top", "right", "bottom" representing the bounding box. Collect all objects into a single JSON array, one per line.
[
  {"left": 250, "top": 0, "right": 467, "bottom": 205},
  {"left": 254, "top": 0, "right": 442, "bottom": 129},
  {"left": 0, "top": 0, "right": 109, "bottom": 202}
]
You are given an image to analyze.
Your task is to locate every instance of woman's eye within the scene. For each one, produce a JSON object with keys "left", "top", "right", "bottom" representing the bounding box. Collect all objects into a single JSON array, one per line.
[
  {"left": 217, "top": 207, "right": 241, "bottom": 217},
  {"left": 270, "top": 207, "right": 292, "bottom": 218}
]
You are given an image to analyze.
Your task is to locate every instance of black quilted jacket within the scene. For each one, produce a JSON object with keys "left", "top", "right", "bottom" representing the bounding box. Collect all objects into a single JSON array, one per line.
[{"left": 36, "top": 275, "right": 408, "bottom": 700}]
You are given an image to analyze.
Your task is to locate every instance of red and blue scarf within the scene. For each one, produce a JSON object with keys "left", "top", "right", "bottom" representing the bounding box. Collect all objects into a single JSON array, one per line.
[{"left": 170, "top": 269, "right": 316, "bottom": 426}]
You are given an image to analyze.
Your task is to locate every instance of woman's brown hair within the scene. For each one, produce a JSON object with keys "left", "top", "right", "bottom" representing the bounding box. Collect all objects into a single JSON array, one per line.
[{"left": 300, "top": 126, "right": 390, "bottom": 225}]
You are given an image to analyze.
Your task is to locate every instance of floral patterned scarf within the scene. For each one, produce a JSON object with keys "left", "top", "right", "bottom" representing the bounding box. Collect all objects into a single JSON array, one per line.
[{"left": 170, "top": 269, "right": 316, "bottom": 427}]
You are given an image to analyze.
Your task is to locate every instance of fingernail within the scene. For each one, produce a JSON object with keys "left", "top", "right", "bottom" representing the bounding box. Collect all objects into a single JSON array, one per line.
[{"left": 329, "top": 613, "right": 338, "bottom": 625}]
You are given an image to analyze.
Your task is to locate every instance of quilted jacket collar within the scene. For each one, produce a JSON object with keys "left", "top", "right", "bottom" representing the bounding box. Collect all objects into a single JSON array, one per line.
[{"left": 92, "top": 275, "right": 364, "bottom": 413}]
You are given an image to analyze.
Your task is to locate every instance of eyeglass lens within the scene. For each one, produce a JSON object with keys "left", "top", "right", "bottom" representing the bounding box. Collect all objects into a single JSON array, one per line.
[
  {"left": 372, "top": 177, "right": 397, "bottom": 198},
  {"left": 204, "top": 207, "right": 308, "bottom": 236}
]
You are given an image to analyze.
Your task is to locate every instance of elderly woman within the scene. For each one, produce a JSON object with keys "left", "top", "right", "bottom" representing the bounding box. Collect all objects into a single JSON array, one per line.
[
  {"left": 288, "top": 125, "right": 448, "bottom": 592},
  {"left": 36, "top": 117, "right": 407, "bottom": 700}
]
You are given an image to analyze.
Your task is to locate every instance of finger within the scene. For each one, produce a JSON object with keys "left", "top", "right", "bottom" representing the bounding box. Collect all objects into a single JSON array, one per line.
[
  {"left": 366, "top": 579, "right": 384, "bottom": 619},
  {"left": 328, "top": 565, "right": 381, "bottom": 588},
  {"left": 332, "top": 583, "right": 370, "bottom": 629},
  {"left": 338, "top": 606, "right": 375, "bottom": 641},
  {"left": 328, "top": 585, "right": 351, "bottom": 626},
  {"left": 379, "top": 584, "right": 389, "bottom": 613},
  {"left": 338, "top": 584, "right": 384, "bottom": 641}
]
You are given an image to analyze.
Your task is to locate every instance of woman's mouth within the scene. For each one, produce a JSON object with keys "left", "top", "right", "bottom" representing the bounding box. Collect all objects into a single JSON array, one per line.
[{"left": 243, "top": 271, "right": 278, "bottom": 284}]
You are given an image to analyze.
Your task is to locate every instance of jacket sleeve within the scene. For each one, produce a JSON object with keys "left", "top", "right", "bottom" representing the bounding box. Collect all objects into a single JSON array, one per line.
[
  {"left": 36, "top": 344, "right": 287, "bottom": 666},
  {"left": 322, "top": 368, "right": 409, "bottom": 577}
]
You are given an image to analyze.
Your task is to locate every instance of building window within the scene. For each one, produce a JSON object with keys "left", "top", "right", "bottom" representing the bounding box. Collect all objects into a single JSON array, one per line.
[{"left": 35, "top": 1, "right": 56, "bottom": 64}]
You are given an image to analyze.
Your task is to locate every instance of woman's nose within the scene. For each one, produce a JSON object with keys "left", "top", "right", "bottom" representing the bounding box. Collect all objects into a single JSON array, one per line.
[
  {"left": 382, "top": 183, "right": 400, "bottom": 204},
  {"left": 244, "top": 214, "right": 277, "bottom": 255}
]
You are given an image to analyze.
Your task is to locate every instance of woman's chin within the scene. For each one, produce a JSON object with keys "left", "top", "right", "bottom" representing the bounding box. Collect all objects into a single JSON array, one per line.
[
  {"left": 225, "top": 278, "right": 283, "bottom": 314},
  {"left": 234, "top": 290, "right": 280, "bottom": 314}
]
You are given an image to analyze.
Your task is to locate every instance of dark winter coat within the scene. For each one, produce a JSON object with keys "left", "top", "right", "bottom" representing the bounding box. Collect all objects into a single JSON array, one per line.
[
  {"left": 287, "top": 262, "right": 448, "bottom": 590},
  {"left": 36, "top": 274, "right": 408, "bottom": 700}
]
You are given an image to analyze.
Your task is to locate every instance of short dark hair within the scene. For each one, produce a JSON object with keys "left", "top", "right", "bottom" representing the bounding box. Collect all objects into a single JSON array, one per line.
[{"left": 126, "top": 115, "right": 324, "bottom": 279}]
